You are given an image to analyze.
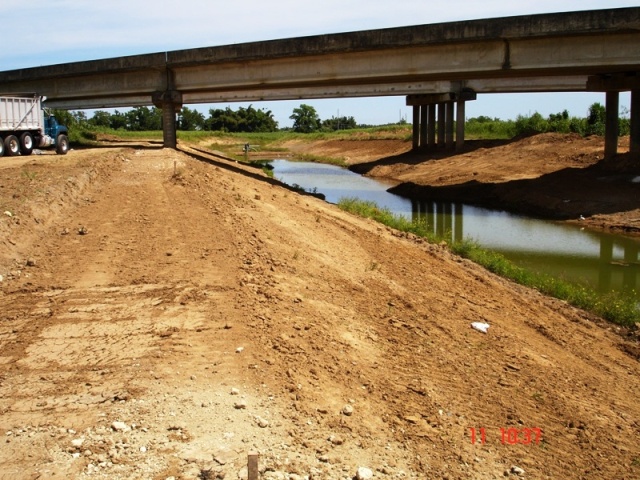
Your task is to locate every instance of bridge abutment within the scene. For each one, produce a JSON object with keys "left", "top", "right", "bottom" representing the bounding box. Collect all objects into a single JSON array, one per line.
[{"left": 407, "top": 91, "right": 476, "bottom": 152}]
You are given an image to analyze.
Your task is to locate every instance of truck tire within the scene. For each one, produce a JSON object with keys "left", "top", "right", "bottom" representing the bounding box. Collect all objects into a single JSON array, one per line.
[
  {"left": 56, "top": 134, "right": 69, "bottom": 155},
  {"left": 0, "top": 137, "right": 4, "bottom": 157},
  {"left": 4, "top": 135, "right": 20, "bottom": 156},
  {"left": 20, "top": 132, "right": 34, "bottom": 156}
]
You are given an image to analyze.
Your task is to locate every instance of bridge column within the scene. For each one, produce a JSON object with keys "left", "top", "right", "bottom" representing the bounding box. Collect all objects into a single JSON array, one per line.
[
  {"left": 427, "top": 104, "right": 437, "bottom": 149},
  {"left": 420, "top": 106, "right": 429, "bottom": 150},
  {"left": 588, "top": 73, "right": 640, "bottom": 159},
  {"left": 456, "top": 100, "right": 466, "bottom": 151},
  {"left": 407, "top": 90, "right": 475, "bottom": 152},
  {"left": 631, "top": 89, "right": 640, "bottom": 155},
  {"left": 412, "top": 106, "right": 420, "bottom": 150},
  {"left": 604, "top": 91, "right": 619, "bottom": 159},
  {"left": 152, "top": 90, "right": 183, "bottom": 149},
  {"left": 445, "top": 102, "right": 455, "bottom": 149},
  {"left": 437, "top": 103, "right": 446, "bottom": 148}
]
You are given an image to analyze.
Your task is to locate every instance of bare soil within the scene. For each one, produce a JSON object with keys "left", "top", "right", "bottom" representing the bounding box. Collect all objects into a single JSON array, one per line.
[{"left": 0, "top": 135, "right": 639, "bottom": 480}]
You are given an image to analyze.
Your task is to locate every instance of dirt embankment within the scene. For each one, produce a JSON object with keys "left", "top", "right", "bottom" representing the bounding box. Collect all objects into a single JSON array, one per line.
[{"left": 0, "top": 138, "right": 638, "bottom": 480}]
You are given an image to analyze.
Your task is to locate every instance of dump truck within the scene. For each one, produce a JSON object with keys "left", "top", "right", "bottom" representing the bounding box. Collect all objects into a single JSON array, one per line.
[{"left": 0, "top": 95, "right": 69, "bottom": 157}]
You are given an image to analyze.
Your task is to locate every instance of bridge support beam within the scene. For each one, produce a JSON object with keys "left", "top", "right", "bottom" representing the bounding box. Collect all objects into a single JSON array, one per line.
[
  {"left": 152, "top": 90, "right": 183, "bottom": 149},
  {"left": 407, "top": 90, "right": 475, "bottom": 152}
]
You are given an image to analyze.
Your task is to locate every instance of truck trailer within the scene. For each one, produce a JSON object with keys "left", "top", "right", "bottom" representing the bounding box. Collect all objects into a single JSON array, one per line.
[{"left": 0, "top": 95, "right": 69, "bottom": 157}]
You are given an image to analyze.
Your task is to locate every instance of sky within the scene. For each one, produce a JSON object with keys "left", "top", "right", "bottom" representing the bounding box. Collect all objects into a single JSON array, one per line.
[{"left": 0, "top": 0, "right": 636, "bottom": 127}]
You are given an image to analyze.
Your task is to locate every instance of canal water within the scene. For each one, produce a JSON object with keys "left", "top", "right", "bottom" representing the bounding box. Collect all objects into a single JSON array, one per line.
[{"left": 269, "top": 159, "right": 640, "bottom": 299}]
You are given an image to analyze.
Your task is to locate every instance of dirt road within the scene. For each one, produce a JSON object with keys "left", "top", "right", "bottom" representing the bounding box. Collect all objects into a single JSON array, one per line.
[{"left": 0, "top": 139, "right": 639, "bottom": 480}]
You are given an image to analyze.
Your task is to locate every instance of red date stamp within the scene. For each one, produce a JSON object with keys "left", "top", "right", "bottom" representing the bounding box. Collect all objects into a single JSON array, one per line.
[{"left": 469, "top": 427, "right": 542, "bottom": 445}]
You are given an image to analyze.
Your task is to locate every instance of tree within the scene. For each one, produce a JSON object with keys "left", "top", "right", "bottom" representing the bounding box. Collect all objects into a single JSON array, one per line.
[
  {"left": 290, "top": 104, "right": 320, "bottom": 133},
  {"left": 178, "top": 107, "right": 205, "bottom": 131},
  {"left": 90, "top": 110, "right": 112, "bottom": 128},
  {"left": 321, "top": 115, "right": 357, "bottom": 131},
  {"left": 586, "top": 102, "right": 606, "bottom": 136},
  {"left": 125, "top": 107, "right": 162, "bottom": 131},
  {"left": 109, "top": 110, "right": 128, "bottom": 130},
  {"left": 49, "top": 109, "right": 75, "bottom": 128},
  {"left": 205, "top": 105, "right": 278, "bottom": 132}
]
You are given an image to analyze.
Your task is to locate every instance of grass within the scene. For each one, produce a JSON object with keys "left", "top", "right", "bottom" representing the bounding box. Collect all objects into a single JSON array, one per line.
[
  {"left": 70, "top": 126, "right": 412, "bottom": 161},
  {"left": 338, "top": 198, "right": 640, "bottom": 327}
]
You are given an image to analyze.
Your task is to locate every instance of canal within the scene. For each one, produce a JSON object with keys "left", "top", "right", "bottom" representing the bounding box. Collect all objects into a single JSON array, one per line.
[{"left": 269, "top": 159, "right": 640, "bottom": 300}]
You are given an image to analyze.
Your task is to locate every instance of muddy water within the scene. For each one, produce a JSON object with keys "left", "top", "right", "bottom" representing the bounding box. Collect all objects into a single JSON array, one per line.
[{"left": 270, "top": 159, "right": 640, "bottom": 299}]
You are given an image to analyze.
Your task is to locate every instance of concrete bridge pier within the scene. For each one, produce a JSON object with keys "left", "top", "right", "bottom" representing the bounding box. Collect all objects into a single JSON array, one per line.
[
  {"left": 588, "top": 73, "right": 640, "bottom": 159},
  {"left": 152, "top": 90, "right": 183, "bottom": 149},
  {"left": 407, "top": 90, "right": 476, "bottom": 152},
  {"left": 605, "top": 91, "right": 620, "bottom": 159}
]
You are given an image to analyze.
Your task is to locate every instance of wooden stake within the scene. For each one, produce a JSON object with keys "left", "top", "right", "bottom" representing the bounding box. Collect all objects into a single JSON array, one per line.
[{"left": 248, "top": 452, "right": 259, "bottom": 480}]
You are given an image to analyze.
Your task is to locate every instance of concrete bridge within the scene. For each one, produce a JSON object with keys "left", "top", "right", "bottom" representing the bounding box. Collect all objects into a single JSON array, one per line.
[{"left": 0, "top": 7, "right": 638, "bottom": 156}]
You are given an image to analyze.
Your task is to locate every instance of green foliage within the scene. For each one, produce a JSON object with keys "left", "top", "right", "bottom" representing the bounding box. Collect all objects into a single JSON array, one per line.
[
  {"left": 49, "top": 109, "right": 77, "bottom": 128},
  {"left": 586, "top": 102, "right": 606, "bottom": 136},
  {"left": 515, "top": 112, "right": 550, "bottom": 136},
  {"left": 125, "top": 107, "right": 162, "bottom": 131},
  {"left": 205, "top": 105, "right": 278, "bottom": 132},
  {"left": 89, "top": 110, "right": 112, "bottom": 128},
  {"left": 290, "top": 104, "right": 321, "bottom": 133},
  {"left": 466, "top": 116, "right": 516, "bottom": 139},
  {"left": 338, "top": 198, "right": 640, "bottom": 328},
  {"left": 321, "top": 115, "right": 357, "bottom": 131},
  {"left": 178, "top": 107, "right": 205, "bottom": 131}
]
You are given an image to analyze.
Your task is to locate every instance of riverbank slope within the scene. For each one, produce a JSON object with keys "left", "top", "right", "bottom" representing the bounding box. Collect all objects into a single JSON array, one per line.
[{"left": 0, "top": 143, "right": 638, "bottom": 479}]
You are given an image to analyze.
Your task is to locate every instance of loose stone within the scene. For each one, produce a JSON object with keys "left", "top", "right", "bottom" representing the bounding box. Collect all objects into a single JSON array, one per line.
[{"left": 356, "top": 466, "right": 374, "bottom": 479}]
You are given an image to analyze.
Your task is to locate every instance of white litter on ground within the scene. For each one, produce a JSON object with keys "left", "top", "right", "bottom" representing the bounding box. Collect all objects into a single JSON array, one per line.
[{"left": 471, "top": 322, "right": 490, "bottom": 333}]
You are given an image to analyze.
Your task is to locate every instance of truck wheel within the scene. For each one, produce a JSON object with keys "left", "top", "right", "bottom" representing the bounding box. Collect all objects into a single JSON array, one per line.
[
  {"left": 4, "top": 135, "right": 20, "bottom": 156},
  {"left": 56, "top": 134, "right": 69, "bottom": 155},
  {"left": 0, "top": 137, "right": 4, "bottom": 157},
  {"left": 20, "top": 132, "right": 34, "bottom": 156}
]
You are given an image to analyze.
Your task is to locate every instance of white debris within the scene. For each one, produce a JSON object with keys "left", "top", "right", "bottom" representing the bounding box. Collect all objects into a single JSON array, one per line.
[
  {"left": 471, "top": 322, "right": 490, "bottom": 333},
  {"left": 3, "top": 211, "right": 12, "bottom": 217},
  {"left": 356, "top": 466, "right": 374, "bottom": 479},
  {"left": 235, "top": 347, "right": 244, "bottom": 353},
  {"left": 111, "top": 421, "right": 130, "bottom": 432},
  {"left": 71, "top": 438, "right": 84, "bottom": 448},
  {"left": 511, "top": 465, "right": 525, "bottom": 476}
]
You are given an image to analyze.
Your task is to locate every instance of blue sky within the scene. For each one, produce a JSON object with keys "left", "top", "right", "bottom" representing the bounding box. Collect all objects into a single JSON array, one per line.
[{"left": 0, "top": 0, "right": 636, "bottom": 127}]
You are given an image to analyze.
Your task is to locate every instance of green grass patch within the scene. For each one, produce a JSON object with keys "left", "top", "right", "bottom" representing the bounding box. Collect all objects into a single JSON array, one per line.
[{"left": 338, "top": 198, "right": 640, "bottom": 327}]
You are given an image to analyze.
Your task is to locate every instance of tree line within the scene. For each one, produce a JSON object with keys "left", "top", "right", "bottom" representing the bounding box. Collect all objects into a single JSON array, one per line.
[
  {"left": 53, "top": 102, "right": 631, "bottom": 139},
  {"left": 466, "top": 103, "right": 631, "bottom": 139},
  {"left": 53, "top": 103, "right": 358, "bottom": 134}
]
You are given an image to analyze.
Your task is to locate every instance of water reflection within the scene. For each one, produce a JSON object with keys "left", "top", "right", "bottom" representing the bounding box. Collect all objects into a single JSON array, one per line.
[
  {"left": 411, "top": 200, "right": 639, "bottom": 296},
  {"left": 270, "top": 159, "right": 640, "bottom": 298}
]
